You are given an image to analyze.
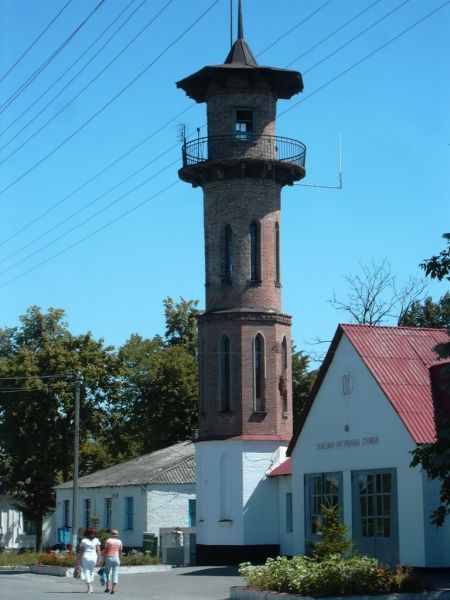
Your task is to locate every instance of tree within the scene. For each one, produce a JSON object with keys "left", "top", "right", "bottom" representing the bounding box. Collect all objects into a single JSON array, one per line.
[
  {"left": 0, "top": 306, "right": 120, "bottom": 550},
  {"left": 291, "top": 347, "right": 316, "bottom": 419},
  {"left": 116, "top": 297, "right": 199, "bottom": 455},
  {"left": 329, "top": 259, "right": 427, "bottom": 325},
  {"left": 410, "top": 234, "right": 450, "bottom": 525},
  {"left": 399, "top": 293, "right": 450, "bottom": 329}
]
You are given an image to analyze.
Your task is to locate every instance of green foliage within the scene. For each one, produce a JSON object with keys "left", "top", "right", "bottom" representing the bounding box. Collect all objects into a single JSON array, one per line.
[
  {"left": 38, "top": 553, "right": 77, "bottom": 567},
  {"left": 310, "top": 503, "right": 355, "bottom": 561},
  {"left": 115, "top": 296, "right": 199, "bottom": 456},
  {"left": 410, "top": 235, "right": 450, "bottom": 526},
  {"left": 291, "top": 346, "right": 316, "bottom": 419},
  {"left": 0, "top": 306, "right": 121, "bottom": 550},
  {"left": 121, "top": 550, "right": 160, "bottom": 566},
  {"left": 421, "top": 233, "right": 450, "bottom": 283},
  {"left": 0, "top": 552, "right": 41, "bottom": 566},
  {"left": 239, "top": 555, "right": 425, "bottom": 597},
  {"left": 163, "top": 296, "right": 200, "bottom": 357},
  {"left": 400, "top": 293, "right": 450, "bottom": 329}
]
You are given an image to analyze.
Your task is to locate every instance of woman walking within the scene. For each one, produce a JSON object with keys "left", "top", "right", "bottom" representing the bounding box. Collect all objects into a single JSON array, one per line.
[
  {"left": 78, "top": 527, "right": 101, "bottom": 593},
  {"left": 103, "top": 529, "right": 123, "bottom": 594}
]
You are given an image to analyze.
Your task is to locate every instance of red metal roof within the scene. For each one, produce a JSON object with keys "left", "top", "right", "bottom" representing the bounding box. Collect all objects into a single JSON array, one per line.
[
  {"left": 288, "top": 324, "right": 449, "bottom": 454},
  {"left": 267, "top": 458, "right": 291, "bottom": 477}
]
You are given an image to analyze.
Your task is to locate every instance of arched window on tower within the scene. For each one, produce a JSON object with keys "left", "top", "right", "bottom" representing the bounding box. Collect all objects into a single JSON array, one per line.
[
  {"left": 275, "top": 221, "right": 281, "bottom": 285},
  {"left": 253, "top": 333, "right": 265, "bottom": 412},
  {"left": 280, "top": 336, "right": 288, "bottom": 413},
  {"left": 224, "top": 225, "right": 233, "bottom": 281},
  {"left": 200, "top": 336, "right": 206, "bottom": 414},
  {"left": 220, "top": 334, "right": 231, "bottom": 412},
  {"left": 250, "top": 221, "right": 261, "bottom": 282}
]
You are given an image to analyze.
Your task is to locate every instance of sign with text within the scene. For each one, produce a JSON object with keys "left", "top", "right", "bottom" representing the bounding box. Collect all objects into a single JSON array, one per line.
[{"left": 316, "top": 436, "right": 379, "bottom": 451}]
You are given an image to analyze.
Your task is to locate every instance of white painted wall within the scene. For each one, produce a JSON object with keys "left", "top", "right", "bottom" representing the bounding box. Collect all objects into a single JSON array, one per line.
[
  {"left": 291, "top": 334, "right": 428, "bottom": 566},
  {"left": 276, "top": 475, "right": 294, "bottom": 556},
  {"left": 196, "top": 439, "right": 287, "bottom": 547},
  {"left": 145, "top": 484, "right": 195, "bottom": 535},
  {"left": 0, "top": 495, "right": 54, "bottom": 549},
  {"left": 55, "top": 483, "right": 194, "bottom": 548},
  {"left": 422, "top": 473, "right": 450, "bottom": 566}
]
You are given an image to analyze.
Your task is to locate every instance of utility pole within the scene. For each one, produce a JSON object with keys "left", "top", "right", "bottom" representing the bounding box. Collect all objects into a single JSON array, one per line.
[{"left": 71, "top": 372, "right": 82, "bottom": 552}]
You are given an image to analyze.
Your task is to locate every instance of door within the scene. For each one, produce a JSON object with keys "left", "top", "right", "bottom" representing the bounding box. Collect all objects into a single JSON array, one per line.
[{"left": 352, "top": 469, "right": 399, "bottom": 566}]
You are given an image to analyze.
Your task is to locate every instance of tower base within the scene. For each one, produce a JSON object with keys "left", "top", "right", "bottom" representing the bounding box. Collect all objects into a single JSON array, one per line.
[{"left": 196, "top": 544, "right": 280, "bottom": 565}]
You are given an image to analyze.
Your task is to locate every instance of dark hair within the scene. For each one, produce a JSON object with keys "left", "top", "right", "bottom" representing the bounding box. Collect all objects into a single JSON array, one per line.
[{"left": 85, "top": 528, "right": 95, "bottom": 538}]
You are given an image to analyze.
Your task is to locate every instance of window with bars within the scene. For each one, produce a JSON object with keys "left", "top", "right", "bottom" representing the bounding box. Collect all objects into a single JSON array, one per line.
[{"left": 359, "top": 472, "right": 392, "bottom": 538}]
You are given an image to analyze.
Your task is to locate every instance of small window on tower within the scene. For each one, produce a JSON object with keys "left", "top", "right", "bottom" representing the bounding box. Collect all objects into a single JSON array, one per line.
[
  {"left": 254, "top": 333, "right": 265, "bottom": 412},
  {"left": 249, "top": 221, "right": 261, "bottom": 282},
  {"left": 235, "top": 108, "right": 255, "bottom": 141}
]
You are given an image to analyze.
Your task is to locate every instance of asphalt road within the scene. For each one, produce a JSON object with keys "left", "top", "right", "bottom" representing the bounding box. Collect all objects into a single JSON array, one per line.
[{"left": 0, "top": 565, "right": 244, "bottom": 600}]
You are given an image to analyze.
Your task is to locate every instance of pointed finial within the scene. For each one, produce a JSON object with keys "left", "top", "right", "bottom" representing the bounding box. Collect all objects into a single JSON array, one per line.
[{"left": 237, "top": 0, "right": 243, "bottom": 39}]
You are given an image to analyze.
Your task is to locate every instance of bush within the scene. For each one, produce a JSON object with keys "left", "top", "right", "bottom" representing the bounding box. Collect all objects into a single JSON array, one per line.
[
  {"left": 239, "top": 555, "right": 426, "bottom": 597},
  {"left": 38, "top": 553, "right": 77, "bottom": 567},
  {"left": 121, "top": 550, "right": 160, "bottom": 566}
]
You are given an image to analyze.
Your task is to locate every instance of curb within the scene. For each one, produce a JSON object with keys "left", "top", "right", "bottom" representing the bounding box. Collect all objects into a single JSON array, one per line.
[
  {"left": 230, "top": 586, "right": 450, "bottom": 600},
  {"left": 29, "top": 564, "right": 172, "bottom": 577}
]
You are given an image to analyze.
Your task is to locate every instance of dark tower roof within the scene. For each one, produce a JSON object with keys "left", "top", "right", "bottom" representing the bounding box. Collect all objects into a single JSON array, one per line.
[{"left": 176, "top": 1, "right": 303, "bottom": 102}]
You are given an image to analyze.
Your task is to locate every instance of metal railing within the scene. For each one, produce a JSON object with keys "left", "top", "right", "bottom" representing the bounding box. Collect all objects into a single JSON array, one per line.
[{"left": 182, "top": 134, "right": 306, "bottom": 168}]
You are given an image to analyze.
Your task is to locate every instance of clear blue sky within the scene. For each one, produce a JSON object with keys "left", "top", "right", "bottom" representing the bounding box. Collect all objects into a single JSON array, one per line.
[{"left": 0, "top": 0, "right": 448, "bottom": 364}]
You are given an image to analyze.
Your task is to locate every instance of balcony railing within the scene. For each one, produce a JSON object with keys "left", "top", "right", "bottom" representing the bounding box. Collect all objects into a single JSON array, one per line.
[{"left": 182, "top": 134, "right": 306, "bottom": 168}]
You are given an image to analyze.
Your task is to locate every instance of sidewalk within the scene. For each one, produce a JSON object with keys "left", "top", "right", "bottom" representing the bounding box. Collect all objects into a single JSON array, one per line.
[{"left": 0, "top": 565, "right": 243, "bottom": 600}]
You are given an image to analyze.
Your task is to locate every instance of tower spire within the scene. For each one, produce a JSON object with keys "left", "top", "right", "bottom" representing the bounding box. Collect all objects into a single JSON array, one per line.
[{"left": 237, "top": 0, "right": 243, "bottom": 40}]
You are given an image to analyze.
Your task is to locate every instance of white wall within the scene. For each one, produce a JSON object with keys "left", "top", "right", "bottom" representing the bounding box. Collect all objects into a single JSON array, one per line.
[
  {"left": 145, "top": 484, "right": 195, "bottom": 535},
  {"left": 55, "top": 483, "right": 194, "bottom": 549},
  {"left": 291, "top": 334, "right": 427, "bottom": 566},
  {"left": 196, "top": 439, "right": 287, "bottom": 547},
  {"left": 56, "top": 485, "right": 147, "bottom": 548},
  {"left": 276, "top": 475, "right": 293, "bottom": 556},
  {"left": 0, "top": 495, "right": 54, "bottom": 549}
]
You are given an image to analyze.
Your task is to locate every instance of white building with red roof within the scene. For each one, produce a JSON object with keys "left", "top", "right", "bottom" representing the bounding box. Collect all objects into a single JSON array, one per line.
[{"left": 269, "top": 324, "right": 450, "bottom": 567}]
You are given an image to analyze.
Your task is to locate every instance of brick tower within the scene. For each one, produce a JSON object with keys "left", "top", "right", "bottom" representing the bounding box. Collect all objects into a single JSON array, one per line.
[{"left": 177, "top": 1, "right": 305, "bottom": 564}]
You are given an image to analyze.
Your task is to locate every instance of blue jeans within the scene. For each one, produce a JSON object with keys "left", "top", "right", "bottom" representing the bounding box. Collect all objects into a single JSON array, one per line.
[{"left": 104, "top": 556, "right": 120, "bottom": 585}]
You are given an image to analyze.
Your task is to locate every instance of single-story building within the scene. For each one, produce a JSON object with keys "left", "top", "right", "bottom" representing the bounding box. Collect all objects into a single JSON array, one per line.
[
  {"left": 281, "top": 324, "right": 450, "bottom": 567},
  {"left": 54, "top": 441, "right": 196, "bottom": 548},
  {"left": 0, "top": 492, "right": 55, "bottom": 550}
]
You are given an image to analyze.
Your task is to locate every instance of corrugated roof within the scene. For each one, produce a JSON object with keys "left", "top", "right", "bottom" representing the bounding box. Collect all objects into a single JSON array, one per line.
[
  {"left": 267, "top": 458, "right": 291, "bottom": 477},
  {"left": 288, "top": 324, "right": 449, "bottom": 454},
  {"left": 55, "top": 441, "right": 195, "bottom": 489}
]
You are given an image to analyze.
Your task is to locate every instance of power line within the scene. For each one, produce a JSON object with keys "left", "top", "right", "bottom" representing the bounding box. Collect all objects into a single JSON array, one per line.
[
  {"left": 284, "top": 0, "right": 384, "bottom": 69},
  {"left": 279, "top": 0, "right": 450, "bottom": 119},
  {"left": 256, "top": 0, "right": 335, "bottom": 58},
  {"left": 0, "top": 0, "right": 173, "bottom": 160},
  {"left": 0, "top": 0, "right": 220, "bottom": 196},
  {"left": 0, "top": 103, "right": 193, "bottom": 250},
  {"left": 302, "top": 0, "right": 412, "bottom": 76},
  {"left": 0, "top": 158, "right": 180, "bottom": 279},
  {"left": 0, "top": 0, "right": 73, "bottom": 84},
  {"left": 0, "top": 181, "right": 179, "bottom": 288},
  {"left": 0, "top": 383, "right": 74, "bottom": 393},
  {"left": 0, "top": 0, "right": 107, "bottom": 114},
  {"left": 0, "top": 372, "right": 76, "bottom": 381},
  {"left": 3, "top": 0, "right": 449, "bottom": 285},
  {"left": 0, "top": 0, "right": 143, "bottom": 140}
]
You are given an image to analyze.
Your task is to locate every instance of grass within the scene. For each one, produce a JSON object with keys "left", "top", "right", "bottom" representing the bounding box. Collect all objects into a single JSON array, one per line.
[
  {"left": 0, "top": 551, "right": 41, "bottom": 567},
  {"left": 0, "top": 550, "right": 160, "bottom": 567}
]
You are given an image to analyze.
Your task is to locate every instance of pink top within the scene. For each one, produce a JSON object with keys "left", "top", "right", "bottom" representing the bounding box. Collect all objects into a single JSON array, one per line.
[{"left": 105, "top": 537, "right": 122, "bottom": 557}]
